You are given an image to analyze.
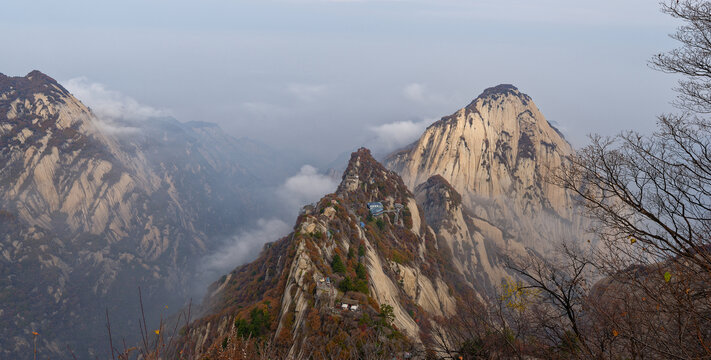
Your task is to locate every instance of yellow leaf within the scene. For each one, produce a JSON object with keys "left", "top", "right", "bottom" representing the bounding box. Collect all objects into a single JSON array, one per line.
[
  {"left": 154, "top": 330, "right": 160, "bottom": 335},
  {"left": 612, "top": 329, "right": 618, "bottom": 337},
  {"left": 629, "top": 237, "right": 636, "bottom": 244}
]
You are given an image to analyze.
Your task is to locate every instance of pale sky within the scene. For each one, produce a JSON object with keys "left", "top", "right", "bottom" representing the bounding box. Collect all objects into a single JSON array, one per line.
[{"left": 1, "top": 0, "right": 681, "bottom": 164}]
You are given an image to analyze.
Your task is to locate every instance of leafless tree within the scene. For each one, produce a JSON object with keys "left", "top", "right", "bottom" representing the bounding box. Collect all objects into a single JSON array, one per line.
[
  {"left": 503, "top": 244, "right": 595, "bottom": 359},
  {"left": 548, "top": 1, "right": 711, "bottom": 358},
  {"left": 651, "top": 1, "right": 711, "bottom": 113}
]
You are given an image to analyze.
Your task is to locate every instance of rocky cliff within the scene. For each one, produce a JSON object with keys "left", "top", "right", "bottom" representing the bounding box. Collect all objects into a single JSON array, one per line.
[
  {"left": 386, "top": 85, "right": 586, "bottom": 296},
  {"left": 386, "top": 84, "right": 573, "bottom": 218},
  {"left": 0, "top": 71, "right": 292, "bottom": 359},
  {"left": 175, "top": 148, "right": 476, "bottom": 359},
  {"left": 412, "top": 176, "right": 503, "bottom": 296}
]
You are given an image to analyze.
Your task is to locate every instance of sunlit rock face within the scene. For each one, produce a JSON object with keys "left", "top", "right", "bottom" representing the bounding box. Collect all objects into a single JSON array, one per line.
[
  {"left": 387, "top": 85, "right": 587, "bottom": 295},
  {"left": 175, "top": 148, "right": 475, "bottom": 359},
  {"left": 386, "top": 84, "right": 574, "bottom": 218}
]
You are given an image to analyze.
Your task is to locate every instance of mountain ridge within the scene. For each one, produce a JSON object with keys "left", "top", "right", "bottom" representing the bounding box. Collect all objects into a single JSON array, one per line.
[
  {"left": 175, "top": 84, "right": 587, "bottom": 358},
  {"left": 175, "top": 148, "right": 477, "bottom": 358},
  {"left": 0, "top": 70, "right": 295, "bottom": 359}
]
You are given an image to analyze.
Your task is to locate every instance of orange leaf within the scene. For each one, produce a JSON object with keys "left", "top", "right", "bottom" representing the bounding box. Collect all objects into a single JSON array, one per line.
[
  {"left": 612, "top": 329, "right": 619, "bottom": 337},
  {"left": 32, "top": 331, "right": 38, "bottom": 336}
]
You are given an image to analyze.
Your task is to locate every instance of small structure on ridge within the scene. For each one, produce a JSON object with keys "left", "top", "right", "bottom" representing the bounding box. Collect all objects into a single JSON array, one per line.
[{"left": 367, "top": 202, "right": 384, "bottom": 216}]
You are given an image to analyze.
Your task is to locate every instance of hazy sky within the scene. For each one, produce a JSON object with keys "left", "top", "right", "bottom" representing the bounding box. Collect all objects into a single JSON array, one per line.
[{"left": 1, "top": 0, "right": 682, "bottom": 164}]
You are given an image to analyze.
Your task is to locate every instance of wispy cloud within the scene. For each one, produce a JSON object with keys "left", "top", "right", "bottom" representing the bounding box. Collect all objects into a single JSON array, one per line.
[
  {"left": 402, "top": 82, "right": 449, "bottom": 105},
  {"left": 368, "top": 118, "right": 431, "bottom": 151},
  {"left": 199, "top": 218, "right": 291, "bottom": 281},
  {"left": 63, "top": 77, "right": 168, "bottom": 121},
  {"left": 198, "top": 164, "right": 338, "bottom": 284},
  {"left": 277, "top": 165, "right": 339, "bottom": 213},
  {"left": 63, "top": 77, "right": 170, "bottom": 135}
]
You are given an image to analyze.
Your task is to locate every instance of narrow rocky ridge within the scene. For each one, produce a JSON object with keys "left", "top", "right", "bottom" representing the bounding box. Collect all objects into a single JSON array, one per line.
[{"left": 176, "top": 148, "right": 477, "bottom": 359}]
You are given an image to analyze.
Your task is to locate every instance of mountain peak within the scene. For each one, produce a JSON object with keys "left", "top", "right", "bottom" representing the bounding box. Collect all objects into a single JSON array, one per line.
[
  {"left": 25, "top": 70, "right": 56, "bottom": 82},
  {"left": 337, "top": 147, "right": 411, "bottom": 202},
  {"left": 386, "top": 82, "right": 574, "bottom": 217},
  {"left": 471, "top": 83, "right": 532, "bottom": 106},
  {"left": 1, "top": 70, "right": 98, "bottom": 145},
  {"left": 0, "top": 70, "right": 70, "bottom": 100},
  {"left": 339, "top": 147, "right": 379, "bottom": 184}
]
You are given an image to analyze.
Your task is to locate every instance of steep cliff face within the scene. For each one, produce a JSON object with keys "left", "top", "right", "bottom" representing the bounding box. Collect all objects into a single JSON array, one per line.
[
  {"left": 0, "top": 71, "right": 290, "bottom": 359},
  {"left": 386, "top": 84, "right": 573, "bottom": 218},
  {"left": 385, "top": 85, "right": 585, "bottom": 262},
  {"left": 414, "top": 175, "right": 522, "bottom": 297},
  {"left": 177, "top": 148, "right": 475, "bottom": 359},
  {"left": 386, "top": 85, "right": 586, "bottom": 299}
]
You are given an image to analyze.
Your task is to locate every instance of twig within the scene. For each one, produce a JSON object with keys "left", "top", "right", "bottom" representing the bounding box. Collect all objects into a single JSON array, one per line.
[
  {"left": 139, "top": 287, "right": 149, "bottom": 352},
  {"left": 106, "top": 308, "right": 116, "bottom": 360},
  {"left": 66, "top": 345, "right": 78, "bottom": 360}
]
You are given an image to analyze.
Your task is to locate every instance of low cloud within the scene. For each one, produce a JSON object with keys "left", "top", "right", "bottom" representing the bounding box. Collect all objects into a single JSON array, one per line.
[
  {"left": 62, "top": 77, "right": 169, "bottom": 134},
  {"left": 402, "top": 82, "right": 451, "bottom": 105},
  {"left": 195, "top": 165, "right": 337, "bottom": 290},
  {"left": 199, "top": 218, "right": 291, "bottom": 281},
  {"left": 92, "top": 121, "right": 141, "bottom": 135},
  {"left": 368, "top": 119, "right": 431, "bottom": 152},
  {"left": 277, "top": 165, "right": 339, "bottom": 215},
  {"left": 547, "top": 119, "right": 568, "bottom": 138}
]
